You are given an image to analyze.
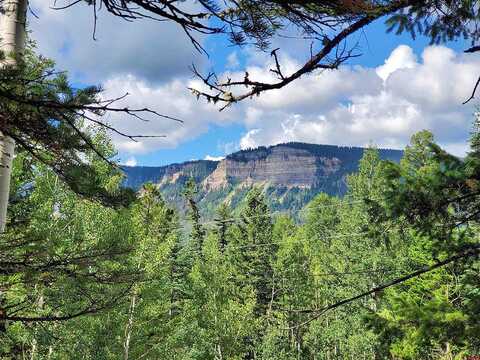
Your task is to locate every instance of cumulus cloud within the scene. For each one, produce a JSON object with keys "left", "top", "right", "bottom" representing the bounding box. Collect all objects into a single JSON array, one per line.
[
  {"left": 101, "top": 44, "right": 478, "bottom": 157},
  {"left": 90, "top": 44, "right": 479, "bottom": 158},
  {"left": 123, "top": 157, "right": 138, "bottom": 167},
  {"left": 26, "top": 2, "right": 477, "bottom": 160},
  {"left": 29, "top": 0, "right": 203, "bottom": 84},
  {"left": 235, "top": 45, "right": 479, "bottom": 156},
  {"left": 30, "top": 23, "right": 476, "bottom": 159},
  {"left": 100, "top": 75, "right": 237, "bottom": 154},
  {"left": 376, "top": 45, "right": 417, "bottom": 81}
]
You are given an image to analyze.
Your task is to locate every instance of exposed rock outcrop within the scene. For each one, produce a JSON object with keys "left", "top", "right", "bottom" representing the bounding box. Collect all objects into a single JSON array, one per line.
[
  {"left": 202, "top": 145, "right": 342, "bottom": 191},
  {"left": 122, "top": 142, "right": 403, "bottom": 216}
]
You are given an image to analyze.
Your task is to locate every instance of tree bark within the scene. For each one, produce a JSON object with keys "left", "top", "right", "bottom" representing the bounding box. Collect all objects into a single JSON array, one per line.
[
  {"left": 0, "top": 0, "right": 28, "bottom": 232},
  {"left": 123, "top": 292, "right": 137, "bottom": 360}
]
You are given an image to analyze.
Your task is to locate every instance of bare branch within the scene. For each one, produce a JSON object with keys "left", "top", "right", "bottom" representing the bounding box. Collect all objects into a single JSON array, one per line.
[
  {"left": 285, "top": 243, "right": 480, "bottom": 329},
  {"left": 189, "top": 0, "right": 418, "bottom": 109},
  {"left": 463, "top": 76, "right": 480, "bottom": 104}
]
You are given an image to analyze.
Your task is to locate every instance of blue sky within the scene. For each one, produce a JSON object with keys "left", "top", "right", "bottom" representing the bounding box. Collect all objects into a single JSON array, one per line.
[
  {"left": 135, "top": 124, "right": 244, "bottom": 166},
  {"left": 142, "top": 19, "right": 468, "bottom": 167},
  {"left": 130, "top": 19, "right": 470, "bottom": 167},
  {"left": 30, "top": 2, "right": 478, "bottom": 166}
]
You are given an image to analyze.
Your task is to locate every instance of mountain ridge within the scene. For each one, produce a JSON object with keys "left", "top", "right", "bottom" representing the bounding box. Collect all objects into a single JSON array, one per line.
[{"left": 122, "top": 142, "right": 403, "bottom": 216}]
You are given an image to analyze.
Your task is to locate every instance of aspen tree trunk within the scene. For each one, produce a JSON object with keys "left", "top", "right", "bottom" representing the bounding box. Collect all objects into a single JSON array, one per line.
[
  {"left": 0, "top": 0, "right": 28, "bottom": 232},
  {"left": 123, "top": 292, "right": 137, "bottom": 360},
  {"left": 29, "top": 340, "right": 37, "bottom": 360},
  {"left": 213, "top": 292, "right": 223, "bottom": 360}
]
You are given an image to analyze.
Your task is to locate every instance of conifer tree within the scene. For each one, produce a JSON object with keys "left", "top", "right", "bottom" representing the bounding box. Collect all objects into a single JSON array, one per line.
[
  {"left": 183, "top": 177, "right": 205, "bottom": 258},
  {"left": 238, "top": 188, "right": 275, "bottom": 317},
  {"left": 0, "top": 129, "right": 136, "bottom": 357},
  {"left": 214, "top": 203, "right": 233, "bottom": 251},
  {"left": 221, "top": 187, "right": 276, "bottom": 357},
  {"left": 263, "top": 215, "right": 314, "bottom": 359},
  {"left": 366, "top": 131, "right": 480, "bottom": 358},
  {"left": 122, "top": 183, "right": 178, "bottom": 360}
]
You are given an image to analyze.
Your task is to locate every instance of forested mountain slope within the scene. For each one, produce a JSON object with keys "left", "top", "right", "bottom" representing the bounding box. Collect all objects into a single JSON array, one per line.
[{"left": 123, "top": 142, "right": 403, "bottom": 215}]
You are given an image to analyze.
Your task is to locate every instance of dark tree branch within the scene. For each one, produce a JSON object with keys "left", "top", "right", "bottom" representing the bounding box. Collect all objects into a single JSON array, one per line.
[
  {"left": 464, "top": 45, "right": 480, "bottom": 53},
  {"left": 51, "top": 0, "right": 224, "bottom": 53},
  {"left": 1, "top": 285, "right": 132, "bottom": 323},
  {"left": 286, "top": 243, "right": 480, "bottom": 329},
  {"left": 463, "top": 76, "right": 480, "bottom": 104},
  {"left": 189, "top": 0, "right": 420, "bottom": 110}
]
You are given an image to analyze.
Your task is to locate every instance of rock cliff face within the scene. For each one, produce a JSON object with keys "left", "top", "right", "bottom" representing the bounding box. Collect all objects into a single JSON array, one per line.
[
  {"left": 122, "top": 142, "right": 403, "bottom": 216},
  {"left": 122, "top": 160, "right": 217, "bottom": 190},
  {"left": 202, "top": 145, "right": 342, "bottom": 191}
]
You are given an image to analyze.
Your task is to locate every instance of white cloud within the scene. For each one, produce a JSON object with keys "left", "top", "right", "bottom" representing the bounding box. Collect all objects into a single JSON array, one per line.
[
  {"left": 35, "top": 36, "right": 475, "bottom": 159},
  {"left": 234, "top": 45, "right": 479, "bottom": 156},
  {"left": 27, "top": 2, "right": 477, "bottom": 160},
  {"left": 226, "top": 52, "right": 240, "bottom": 69},
  {"left": 29, "top": 0, "right": 204, "bottom": 84},
  {"left": 204, "top": 155, "right": 225, "bottom": 161},
  {"left": 100, "top": 44, "right": 478, "bottom": 157},
  {"left": 97, "top": 44, "right": 478, "bottom": 158},
  {"left": 376, "top": 45, "right": 417, "bottom": 81},
  {"left": 100, "top": 74, "right": 237, "bottom": 154},
  {"left": 123, "top": 157, "right": 138, "bottom": 167},
  {"left": 240, "top": 129, "right": 261, "bottom": 149}
]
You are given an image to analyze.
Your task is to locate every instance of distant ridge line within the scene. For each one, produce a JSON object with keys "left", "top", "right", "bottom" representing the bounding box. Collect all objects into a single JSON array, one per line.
[{"left": 123, "top": 142, "right": 403, "bottom": 169}]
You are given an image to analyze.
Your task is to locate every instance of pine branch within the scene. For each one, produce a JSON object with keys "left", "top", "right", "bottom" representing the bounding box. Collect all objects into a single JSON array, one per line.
[{"left": 285, "top": 243, "right": 480, "bottom": 329}]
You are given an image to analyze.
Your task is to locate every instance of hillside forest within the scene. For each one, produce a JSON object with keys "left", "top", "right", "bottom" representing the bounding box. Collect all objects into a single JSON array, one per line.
[
  {"left": 2, "top": 124, "right": 480, "bottom": 359},
  {"left": 2, "top": 0, "right": 480, "bottom": 359}
]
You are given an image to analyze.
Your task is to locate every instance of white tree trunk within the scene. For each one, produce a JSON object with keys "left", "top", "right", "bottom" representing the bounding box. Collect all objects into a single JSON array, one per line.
[
  {"left": 0, "top": 0, "right": 28, "bottom": 232},
  {"left": 123, "top": 292, "right": 137, "bottom": 360}
]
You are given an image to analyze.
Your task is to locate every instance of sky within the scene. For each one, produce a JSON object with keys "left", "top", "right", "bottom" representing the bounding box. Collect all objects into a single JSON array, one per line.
[{"left": 29, "top": 1, "right": 479, "bottom": 166}]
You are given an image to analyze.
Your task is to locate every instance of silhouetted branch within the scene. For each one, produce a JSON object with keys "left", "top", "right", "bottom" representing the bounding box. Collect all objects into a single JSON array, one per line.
[
  {"left": 189, "top": 0, "right": 418, "bottom": 109},
  {"left": 463, "top": 76, "right": 480, "bottom": 104},
  {"left": 51, "top": 0, "right": 224, "bottom": 53},
  {"left": 285, "top": 243, "right": 480, "bottom": 329}
]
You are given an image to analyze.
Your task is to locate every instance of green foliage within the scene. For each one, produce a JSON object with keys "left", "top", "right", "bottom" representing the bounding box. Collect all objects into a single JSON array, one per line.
[
  {"left": 385, "top": 0, "right": 480, "bottom": 45},
  {"left": 1, "top": 43, "right": 135, "bottom": 207},
  {"left": 366, "top": 130, "right": 480, "bottom": 359},
  {"left": 4, "top": 127, "right": 480, "bottom": 359},
  {"left": 6, "top": 3, "right": 480, "bottom": 357},
  {"left": 183, "top": 177, "right": 206, "bottom": 258},
  {"left": 0, "top": 134, "right": 135, "bottom": 358}
]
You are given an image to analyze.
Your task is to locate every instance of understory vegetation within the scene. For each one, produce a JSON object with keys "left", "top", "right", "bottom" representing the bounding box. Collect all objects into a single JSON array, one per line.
[{"left": 1, "top": 126, "right": 479, "bottom": 359}]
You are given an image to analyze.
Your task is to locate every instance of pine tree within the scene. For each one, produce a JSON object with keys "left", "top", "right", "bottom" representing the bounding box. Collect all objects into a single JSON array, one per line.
[
  {"left": 262, "top": 215, "right": 314, "bottom": 360},
  {"left": 238, "top": 188, "right": 275, "bottom": 317},
  {"left": 183, "top": 177, "right": 205, "bottom": 259},
  {"left": 0, "top": 131, "right": 136, "bottom": 357},
  {"left": 366, "top": 131, "right": 480, "bottom": 358},
  {"left": 214, "top": 203, "right": 233, "bottom": 251}
]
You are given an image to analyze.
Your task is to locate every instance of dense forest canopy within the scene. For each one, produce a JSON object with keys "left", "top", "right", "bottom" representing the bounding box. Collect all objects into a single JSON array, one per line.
[
  {"left": 2, "top": 130, "right": 480, "bottom": 358},
  {"left": 0, "top": 0, "right": 480, "bottom": 358}
]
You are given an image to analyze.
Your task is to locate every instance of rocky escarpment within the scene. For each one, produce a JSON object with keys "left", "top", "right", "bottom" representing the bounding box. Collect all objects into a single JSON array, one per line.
[
  {"left": 202, "top": 145, "right": 342, "bottom": 191},
  {"left": 122, "top": 142, "right": 403, "bottom": 216},
  {"left": 122, "top": 160, "right": 217, "bottom": 190}
]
